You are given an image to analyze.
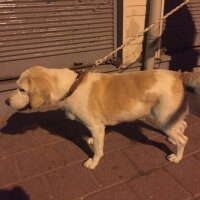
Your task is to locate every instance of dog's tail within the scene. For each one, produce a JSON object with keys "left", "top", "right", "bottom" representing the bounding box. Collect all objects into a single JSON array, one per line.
[{"left": 181, "top": 72, "right": 200, "bottom": 94}]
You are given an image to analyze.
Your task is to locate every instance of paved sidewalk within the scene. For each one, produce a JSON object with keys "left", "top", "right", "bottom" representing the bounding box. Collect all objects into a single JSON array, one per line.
[{"left": 0, "top": 92, "right": 200, "bottom": 200}]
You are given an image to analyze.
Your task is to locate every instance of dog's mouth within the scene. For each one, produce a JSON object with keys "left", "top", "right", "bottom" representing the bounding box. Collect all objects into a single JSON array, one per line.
[{"left": 17, "top": 103, "right": 32, "bottom": 112}]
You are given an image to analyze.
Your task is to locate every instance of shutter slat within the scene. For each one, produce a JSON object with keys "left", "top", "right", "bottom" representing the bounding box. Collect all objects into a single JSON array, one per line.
[
  {"left": 0, "top": 18, "right": 113, "bottom": 31},
  {"left": 0, "top": 27, "right": 113, "bottom": 42},
  {"left": 0, "top": 43, "right": 113, "bottom": 63},
  {"left": 0, "top": 0, "right": 115, "bottom": 80},
  {"left": 0, "top": 36, "right": 113, "bottom": 54},
  {"left": 1, "top": 32, "right": 113, "bottom": 47}
]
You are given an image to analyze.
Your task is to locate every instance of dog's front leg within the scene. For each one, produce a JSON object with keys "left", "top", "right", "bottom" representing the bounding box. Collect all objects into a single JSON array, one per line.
[{"left": 83, "top": 125, "right": 105, "bottom": 169}]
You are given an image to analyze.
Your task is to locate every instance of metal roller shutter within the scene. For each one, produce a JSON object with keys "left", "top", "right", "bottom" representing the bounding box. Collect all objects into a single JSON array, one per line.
[
  {"left": 0, "top": 0, "right": 116, "bottom": 81},
  {"left": 162, "top": 0, "right": 200, "bottom": 52}
]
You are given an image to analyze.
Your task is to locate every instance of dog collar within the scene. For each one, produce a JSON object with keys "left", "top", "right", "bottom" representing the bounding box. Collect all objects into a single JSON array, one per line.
[{"left": 60, "top": 70, "right": 88, "bottom": 101}]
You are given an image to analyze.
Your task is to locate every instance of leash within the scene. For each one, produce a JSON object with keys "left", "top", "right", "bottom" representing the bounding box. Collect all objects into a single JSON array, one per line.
[{"left": 92, "top": 0, "right": 190, "bottom": 71}]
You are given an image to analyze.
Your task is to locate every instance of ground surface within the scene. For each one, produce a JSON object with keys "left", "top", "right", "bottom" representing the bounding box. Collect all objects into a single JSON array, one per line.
[{"left": 0, "top": 91, "right": 200, "bottom": 200}]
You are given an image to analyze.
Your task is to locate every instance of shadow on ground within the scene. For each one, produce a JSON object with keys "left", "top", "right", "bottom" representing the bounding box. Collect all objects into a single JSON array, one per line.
[
  {"left": 0, "top": 109, "right": 172, "bottom": 158},
  {"left": 0, "top": 187, "right": 29, "bottom": 200},
  {"left": 162, "top": 0, "right": 199, "bottom": 71}
]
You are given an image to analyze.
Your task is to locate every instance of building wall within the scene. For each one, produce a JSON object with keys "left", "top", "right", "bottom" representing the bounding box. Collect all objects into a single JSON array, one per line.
[{"left": 123, "top": 0, "right": 147, "bottom": 64}]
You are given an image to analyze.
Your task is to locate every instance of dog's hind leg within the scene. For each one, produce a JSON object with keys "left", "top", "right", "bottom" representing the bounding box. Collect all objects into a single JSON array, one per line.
[
  {"left": 166, "top": 121, "right": 187, "bottom": 145},
  {"left": 83, "top": 124, "right": 105, "bottom": 169},
  {"left": 152, "top": 82, "right": 188, "bottom": 163},
  {"left": 165, "top": 120, "right": 188, "bottom": 163}
]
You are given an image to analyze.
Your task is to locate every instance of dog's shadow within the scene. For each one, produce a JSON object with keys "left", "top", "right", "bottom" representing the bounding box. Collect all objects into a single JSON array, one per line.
[{"left": 0, "top": 109, "right": 173, "bottom": 157}]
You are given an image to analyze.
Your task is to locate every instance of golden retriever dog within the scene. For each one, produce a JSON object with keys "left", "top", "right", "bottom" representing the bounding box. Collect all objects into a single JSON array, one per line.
[{"left": 6, "top": 66, "right": 200, "bottom": 169}]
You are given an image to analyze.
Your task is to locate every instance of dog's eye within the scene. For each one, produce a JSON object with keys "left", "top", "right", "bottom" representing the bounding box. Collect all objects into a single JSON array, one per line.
[{"left": 19, "top": 88, "right": 26, "bottom": 93}]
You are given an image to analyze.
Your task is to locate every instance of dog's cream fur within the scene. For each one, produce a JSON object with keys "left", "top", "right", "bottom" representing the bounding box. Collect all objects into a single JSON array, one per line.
[{"left": 7, "top": 66, "right": 200, "bottom": 169}]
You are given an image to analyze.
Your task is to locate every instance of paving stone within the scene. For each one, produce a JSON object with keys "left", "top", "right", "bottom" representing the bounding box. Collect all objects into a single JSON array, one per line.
[
  {"left": 46, "top": 163, "right": 99, "bottom": 200},
  {"left": 185, "top": 124, "right": 200, "bottom": 155},
  {"left": 17, "top": 146, "right": 64, "bottom": 178},
  {"left": 187, "top": 92, "right": 200, "bottom": 116},
  {"left": 1, "top": 109, "right": 64, "bottom": 135},
  {"left": 103, "top": 131, "right": 133, "bottom": 153},
  {"left": 0, "top": 157, "right": 19, "bottom": 187},
  {"left": 0, "top": 133, "right": 32, "bottom": 158},
  {"left": 165, "top": 156, "right": 200, "bottom": 198},
  {"left": 92, "top": 151, "right": 138, "bottom": 187},
  {"left": 106, "top": 122, "right": 139, "bottom": 140},
  {"left": 108, "top": 120, "right": 163, "bottom": 144},
  {"left": 54, "top": 140, "right": 88, "bottom": 164},
  {"left": 195, "top": 152, "right": 200, "bottom": 161},
  {"left": 0, "top": 111, "right": 39, "bottom": 134},
  {"left": 123, "top": 135, "right": 174, "bottom": 174},
  {"left": 57, "top": 120, "right": 90, "bottom": 139},
  {"left": 29, "top": 127, "right": 63, "bottom": 147},
  {"left": 186, "top": 112, "right": 200, "bottom": 127},
  {"left": 3, "top": 177, "right": 50, "bottom": 200},
  {"left": 108, "top": 121, "right": 161, "bottom": 142},
  {"left": 0, "top": 91, "right": 15, "bottom": 127},
  {"left": 128, "top": 169, "right": 192, "bottom": 200},
  {"left": 36, "top": 109, "right": 66, "bottom": 125},
  {"left": 16, "top": 177, "right": 50, "bottom": 200},
  {"left": 85, "top": 183, "right": 139, "bottom": 200},
  {"left": 139, "top": 126, "right": 162, "bottom": 139},
  {"left": 137, "top": 121, "right": 164, "bottom": 139}
]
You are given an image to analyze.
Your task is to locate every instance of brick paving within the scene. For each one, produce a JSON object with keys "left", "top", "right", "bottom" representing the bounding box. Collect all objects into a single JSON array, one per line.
[{"left": 0, "top": 92, "right": 200, "bottom": 200}]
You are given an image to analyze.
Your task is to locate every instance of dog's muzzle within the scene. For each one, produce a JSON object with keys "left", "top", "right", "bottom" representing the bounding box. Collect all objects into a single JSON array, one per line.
[{"left": 5, "top": 98, "right": 32, "bottom": 111}]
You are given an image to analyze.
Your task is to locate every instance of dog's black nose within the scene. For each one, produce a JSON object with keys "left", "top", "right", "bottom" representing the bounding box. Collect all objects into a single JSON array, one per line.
[{"left": 5, "top": 98, "right": 10, "bottom": 106}]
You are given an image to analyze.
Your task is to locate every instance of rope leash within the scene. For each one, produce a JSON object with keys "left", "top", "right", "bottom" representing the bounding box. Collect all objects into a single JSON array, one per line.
[{"left": 92, "top": 0, "right": 190, "bottom": 69}]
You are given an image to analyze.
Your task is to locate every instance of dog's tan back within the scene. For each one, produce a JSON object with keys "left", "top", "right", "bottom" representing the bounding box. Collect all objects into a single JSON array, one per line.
[{"left": 66, "top": 70, "right": 184, "bottom": 129}]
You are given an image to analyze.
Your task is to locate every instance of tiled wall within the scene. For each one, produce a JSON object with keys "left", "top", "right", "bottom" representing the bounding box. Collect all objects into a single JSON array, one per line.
[{"left": 123, "top": 0, "right": 147, "bottom": 64}]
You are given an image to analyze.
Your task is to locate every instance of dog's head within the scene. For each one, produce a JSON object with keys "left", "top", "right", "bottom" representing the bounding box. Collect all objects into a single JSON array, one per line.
[{"left": 6, "top": 66, "right": 57, "bottom": 111}]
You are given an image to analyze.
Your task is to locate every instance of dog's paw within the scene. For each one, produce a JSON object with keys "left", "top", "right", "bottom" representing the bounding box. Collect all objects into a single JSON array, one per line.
[
  {"left": 167, "top": 154, "right": 181, "bottom": 163},
  {"left": 86, "top": 137, "right": 94, "bottom": 145},
  {"left": 83, "top": 158, "right": 97, "bottom": 170},
  {"left": 166, "top": 137, "right": 176, "bottom": 145}
]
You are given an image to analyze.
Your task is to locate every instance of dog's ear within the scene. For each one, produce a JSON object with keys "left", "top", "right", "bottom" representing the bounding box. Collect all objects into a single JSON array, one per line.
[
  {"left": 30, "top": 95, "right": 45, "bottom": 108},
  {"left": 28, "top": 77, "right": 51, "bottom": 108}
]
